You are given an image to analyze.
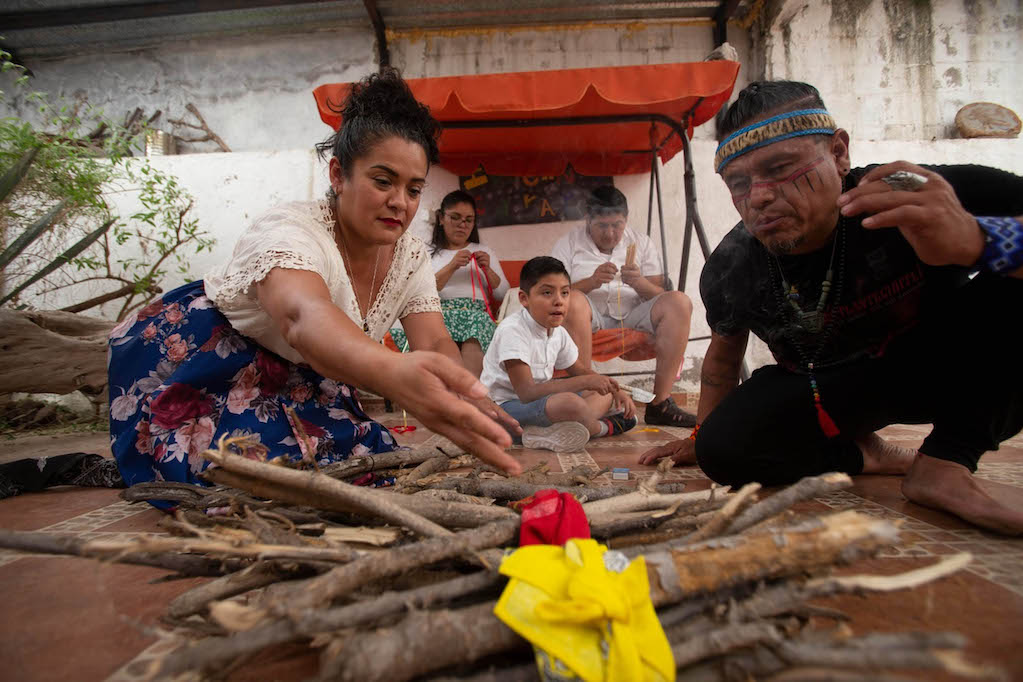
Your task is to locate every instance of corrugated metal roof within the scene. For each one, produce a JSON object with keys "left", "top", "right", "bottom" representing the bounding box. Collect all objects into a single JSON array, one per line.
[{"left": 1, "top": 1, "right": 752, "bottom": 59}]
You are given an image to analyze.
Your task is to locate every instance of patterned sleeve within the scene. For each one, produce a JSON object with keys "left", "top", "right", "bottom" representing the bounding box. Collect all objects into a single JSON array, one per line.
[{"left": 205, "top": 203, "right": 331, "bottom": 307}]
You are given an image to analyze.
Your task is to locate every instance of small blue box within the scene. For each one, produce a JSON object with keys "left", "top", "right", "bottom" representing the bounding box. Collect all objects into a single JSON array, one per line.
[{"left": 612, "top": 467, "right": 629, "bottom": 481}]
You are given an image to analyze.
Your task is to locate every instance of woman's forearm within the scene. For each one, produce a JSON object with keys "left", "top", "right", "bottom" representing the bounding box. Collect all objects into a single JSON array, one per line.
[
  {"left": 281, "top": 298, "right": 396, "bottom": 395},
  {"left": 484, "top": 265, "right": 502, "bottom": 290},
  {"left": 434, "top": 263, "right": 457, "bottom": 291}
]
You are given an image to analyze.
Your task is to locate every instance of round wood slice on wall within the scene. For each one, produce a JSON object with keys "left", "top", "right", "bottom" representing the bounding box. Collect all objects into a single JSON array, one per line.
[{"left": 955, "top": 102, "right": 1021, "bottom": 139}]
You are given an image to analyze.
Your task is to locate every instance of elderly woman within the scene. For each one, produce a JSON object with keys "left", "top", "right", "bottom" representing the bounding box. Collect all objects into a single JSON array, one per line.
[
  {"left": 108, "top": 69, "right": 521, "bottom": 500},
  {"left": 392, "top": 190, "right": 507, "bottom": 377}
]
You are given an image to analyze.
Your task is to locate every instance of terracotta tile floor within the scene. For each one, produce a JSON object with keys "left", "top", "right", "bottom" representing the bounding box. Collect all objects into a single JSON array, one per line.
[{"left": 1, "top": 397, "right": 1022, "bottom": 681}]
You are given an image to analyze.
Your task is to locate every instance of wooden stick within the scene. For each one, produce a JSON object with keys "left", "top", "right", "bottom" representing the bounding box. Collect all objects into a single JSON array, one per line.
[
  {"left": 399, "top": 453, "right": 450, "bottom": 487},
  {"left": 0, "top": 528, "right": 246, "bottom": 576},
  {"left": 204, "top": 468, "right": 512, "bottom": 529},
  {"left": 681, "top": 482, "right": 760, "bottom": 543},
  {"left": 724, "top": 472, "right": 851, "bottom": 535},
  {"left": 156, "top": 570, "right": 504, "bottom": 678},
  {"left": 433, "top": 477, "right": 686, "bottom": 502},
  {"left": 82, "top": 536, "right": 360, "bottom": 565},
  {"left": 202, "top": 442, "right": 451, "bottom": 538},
  {"left": 582, "top": 487, "right": 726, "bottom": 516},
  {"left": 262, "top": 518, "right": 519, "bottom": 613},
  {"left": 671, "top": 621, "right": 781, "bottom": 668},
  {"left": 166, "top": 561, "right": 309, "bottom": 619},
  {"left": 320, "top": 446, "right": 454, "bottom": 479},
  {"left": 320, "top": 600, "right": 527, "bottom": 682}
]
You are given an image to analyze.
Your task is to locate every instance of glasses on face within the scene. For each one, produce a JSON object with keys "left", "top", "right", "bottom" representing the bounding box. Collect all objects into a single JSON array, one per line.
[{"left": 445, "top": 212, "right": 475, "bottom": 227}]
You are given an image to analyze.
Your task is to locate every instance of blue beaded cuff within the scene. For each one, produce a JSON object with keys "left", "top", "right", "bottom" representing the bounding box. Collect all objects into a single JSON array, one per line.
[{"left": 976, "top": 216, "right": 1023, "bottom": 274}]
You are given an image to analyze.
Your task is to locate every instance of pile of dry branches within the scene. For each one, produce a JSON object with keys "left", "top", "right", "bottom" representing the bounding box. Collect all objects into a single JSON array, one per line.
[{"left": 0, "top": 437, "right": 1000, "bottom": 681}]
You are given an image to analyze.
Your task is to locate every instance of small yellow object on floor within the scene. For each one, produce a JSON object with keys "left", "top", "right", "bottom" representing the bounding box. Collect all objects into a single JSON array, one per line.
[{"left": 494, "top": 538, "right": 675, "bottom": 681}]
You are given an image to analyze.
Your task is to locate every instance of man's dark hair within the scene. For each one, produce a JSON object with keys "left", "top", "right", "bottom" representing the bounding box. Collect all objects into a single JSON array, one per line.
[
  {"left": 430, "top": 189, "right": 480, "bottom": 255},
  {"left": 719, "top": 81, "right": 827, "bottom": 139},
  {"left": 315, "top": 67, "right": 441, "bottom": 174},
  {"left": 519, "top": 256, "right": 570, "bottom": 293},
  {"left": 584, "top": 185, "right": 628, "bottom": 219}
]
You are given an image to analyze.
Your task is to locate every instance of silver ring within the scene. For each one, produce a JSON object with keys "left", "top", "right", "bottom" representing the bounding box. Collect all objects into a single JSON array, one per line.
[{"left": 881, "top": 170, "right": 927, "bottom": 192}]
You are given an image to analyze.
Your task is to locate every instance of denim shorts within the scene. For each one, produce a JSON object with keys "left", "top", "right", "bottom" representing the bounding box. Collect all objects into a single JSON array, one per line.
[{"left": 499, "top": 395, "right": 553, "bottom": 428}]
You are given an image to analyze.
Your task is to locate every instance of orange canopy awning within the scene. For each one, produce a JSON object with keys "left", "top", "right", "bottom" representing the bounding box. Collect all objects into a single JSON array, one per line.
[{"left": 313, "top": 61, "right": 739, "bottom": 176}]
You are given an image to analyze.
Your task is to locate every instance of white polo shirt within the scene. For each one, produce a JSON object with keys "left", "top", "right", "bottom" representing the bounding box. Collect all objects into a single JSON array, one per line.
[
  {"left": 481, "top": 309, "right": 579, "bottom": 404},
  {"left": 550, "top": 225, "right": 661, "bottom": 320}
]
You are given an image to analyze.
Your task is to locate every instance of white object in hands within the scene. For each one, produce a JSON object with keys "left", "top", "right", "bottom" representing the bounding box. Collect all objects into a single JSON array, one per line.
[{"left": 620, "top": 384, "right": 655, "bottom": 404}]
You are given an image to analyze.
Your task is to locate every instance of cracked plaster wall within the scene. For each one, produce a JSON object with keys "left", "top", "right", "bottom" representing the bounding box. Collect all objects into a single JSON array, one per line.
[{"left": 760, "top": 0, "right": 1022, "bottom": 141}]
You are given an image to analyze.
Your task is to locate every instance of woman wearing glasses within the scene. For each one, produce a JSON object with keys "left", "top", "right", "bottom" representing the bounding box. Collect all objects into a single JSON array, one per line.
[{"left": 404, "top": 190, "right": 507, "bottom": 377}]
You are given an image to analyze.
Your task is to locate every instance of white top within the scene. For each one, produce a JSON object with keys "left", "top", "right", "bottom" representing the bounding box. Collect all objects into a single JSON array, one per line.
[
  {"left": 431, "top": 243, "right": 510, "bottom": 302},
  {"left": 550, "top": 224, "right": 662, "bottom": 320},
  {"left": 204, "top": 200, "right": 441, "bottom": 364},
  {"left": 481, "top": 308, "right": 579, "bottom": 404}
]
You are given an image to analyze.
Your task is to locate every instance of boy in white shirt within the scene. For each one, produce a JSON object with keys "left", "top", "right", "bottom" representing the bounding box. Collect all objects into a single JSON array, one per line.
[{"left": 481, "top": 256, "right": 637, "bottom": 452}]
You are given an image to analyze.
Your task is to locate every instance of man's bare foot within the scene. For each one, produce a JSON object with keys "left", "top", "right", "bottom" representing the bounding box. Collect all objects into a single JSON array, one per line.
[
  {"left": 854, "top": 432, "right": 916, "bottom": 475},
  {"left": 902, "top": 454, "right": 1023, "bottom": 536}
]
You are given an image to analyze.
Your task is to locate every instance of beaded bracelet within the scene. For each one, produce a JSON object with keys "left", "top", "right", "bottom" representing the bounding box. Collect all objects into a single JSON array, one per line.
[
  {"left": 976, "top": 216, "right": 1023, "bottom": 275},
  {"left": 688, "top": 423, "right": 701, "bottom": 441}
]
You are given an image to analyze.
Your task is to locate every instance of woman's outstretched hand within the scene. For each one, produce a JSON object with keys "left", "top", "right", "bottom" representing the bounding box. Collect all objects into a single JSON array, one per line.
[{"left": 384, "top": 351, "right": 522, "bottom": 475}]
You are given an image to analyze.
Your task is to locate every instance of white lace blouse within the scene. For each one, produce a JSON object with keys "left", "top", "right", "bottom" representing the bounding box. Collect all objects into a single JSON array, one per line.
[{"left": 204, "top": 200, "right": 441, "bottom": 364}]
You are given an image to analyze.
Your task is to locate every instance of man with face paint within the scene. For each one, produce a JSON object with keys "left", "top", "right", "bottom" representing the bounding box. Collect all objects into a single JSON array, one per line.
[{"left": 640, "top": 80, "right": 1023, "bottom": 535}]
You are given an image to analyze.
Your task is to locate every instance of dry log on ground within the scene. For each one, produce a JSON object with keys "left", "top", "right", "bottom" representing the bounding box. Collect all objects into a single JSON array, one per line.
[
  {"left": 202, "top": 445, "right": 451, "bottom": 538},
  {"left": 724, "top": 472, "right": 851, "bottom": 535},
  {"left": 583, "top": 487, "right": 726, "bottom": 516},
  {"left": 82, "top": 535, "right": 360, "bottom": 565},
  {"left": 433, "top": 477, "right": 686, "bottom": 502},
  {"left": 260, "top": 518, "right": 519, "bottom": 614},
  {"left": 399, "top": 453, "right": 451, "bottom": 487},
  {"left": 156, "top": 570, "right": 505, "bottom": 678},
  {"left": 312, "top": 511, "right": 902, "bottom": 680},
  {"left": 643, "top": 511, "right": 900, "bottom": 606},
  {"left": 0, "top": 309, "right": 111, "bottom": 395},
  {"left": 321, "top": 447, "right": 456, "bottom": 479},
  {"left": 0, "top": 528, "right": 246, "bottom": 576},
  {"left": 681, "top": 483, "right": 761, "bottom": 543},
  {"left": 671, "top": 622, "right": 782, "bottom": 668},
  {"left": 166, "top": 561, "right": 311, "bottom": 619},
  {"left": 321, "top": 600, "right": 527, "bottom": 682}
]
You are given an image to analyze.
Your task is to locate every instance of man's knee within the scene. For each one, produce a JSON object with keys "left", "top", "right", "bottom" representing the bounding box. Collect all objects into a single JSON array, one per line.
[
  {"left": 566, "top": 290, "right": 592, "bottom": 323},
  {"left": 652, "top": 290, "right": 692, "bottom": 327},
  {"left": 694, "top": 420, "right": 753, "bottom": 487}
]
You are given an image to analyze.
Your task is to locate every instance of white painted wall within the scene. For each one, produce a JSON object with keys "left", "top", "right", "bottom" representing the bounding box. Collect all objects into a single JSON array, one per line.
[{"left": 759, "top": 0, "right": 1023, "bottom": 141}]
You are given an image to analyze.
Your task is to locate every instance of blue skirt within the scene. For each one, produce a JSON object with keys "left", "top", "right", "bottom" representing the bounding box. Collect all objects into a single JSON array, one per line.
[{"left": 107, "top": 281, "right": 397, "bottom": 500}]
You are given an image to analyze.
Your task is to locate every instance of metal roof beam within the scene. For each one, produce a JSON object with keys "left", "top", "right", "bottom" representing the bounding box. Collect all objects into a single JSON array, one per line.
[
  {"left": 362, "top": 0, "right": 390, "bottom": 69},
  {"left": 712, "top": 0, "right": 742, "bottom": 45},
  {"left": 0, "top": 0, "right": 341, "bottom": 31}
]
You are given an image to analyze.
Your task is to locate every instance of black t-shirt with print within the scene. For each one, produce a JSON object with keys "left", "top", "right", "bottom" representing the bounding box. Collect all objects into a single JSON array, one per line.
[{"left": 700, "top": 164, "right": 1023, "bottom": 371}]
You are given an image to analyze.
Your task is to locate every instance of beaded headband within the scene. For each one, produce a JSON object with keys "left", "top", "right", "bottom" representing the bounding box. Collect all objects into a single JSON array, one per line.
[{"left": 714, "top": 108, "right": 837, "bottom": 173}]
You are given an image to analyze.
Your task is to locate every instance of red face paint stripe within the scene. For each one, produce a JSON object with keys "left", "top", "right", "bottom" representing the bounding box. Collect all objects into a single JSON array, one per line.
[{"left": 731, "top": 156, "right": 827, "bottom": 202}]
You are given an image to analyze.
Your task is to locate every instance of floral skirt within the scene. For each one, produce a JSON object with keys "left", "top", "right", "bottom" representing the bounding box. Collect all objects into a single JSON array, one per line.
[
  {"left": 107, "top": 281, "right": 397, "bottom": 504},
  {"left": 390, "top": 297, "right": 496, "bottom": 352}
]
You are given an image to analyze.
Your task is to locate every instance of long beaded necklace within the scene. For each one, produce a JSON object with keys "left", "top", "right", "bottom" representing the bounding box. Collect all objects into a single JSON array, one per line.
[
  {"left": 334, "top": 216, "right": 381, "bottom": 335},
  {"left": 767, "top": 218, "right": 848, "bottom": 437}
]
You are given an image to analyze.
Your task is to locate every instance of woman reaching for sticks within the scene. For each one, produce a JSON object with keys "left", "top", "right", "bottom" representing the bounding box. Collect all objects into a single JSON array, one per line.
[{"left": 107, "top": 69, "right": 522, "bottom": 503}]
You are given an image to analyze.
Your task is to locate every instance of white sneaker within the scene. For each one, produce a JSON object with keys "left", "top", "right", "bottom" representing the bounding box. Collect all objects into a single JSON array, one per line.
[{"left": 521, "top": 421, "right": 590, "bottom": 453}]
